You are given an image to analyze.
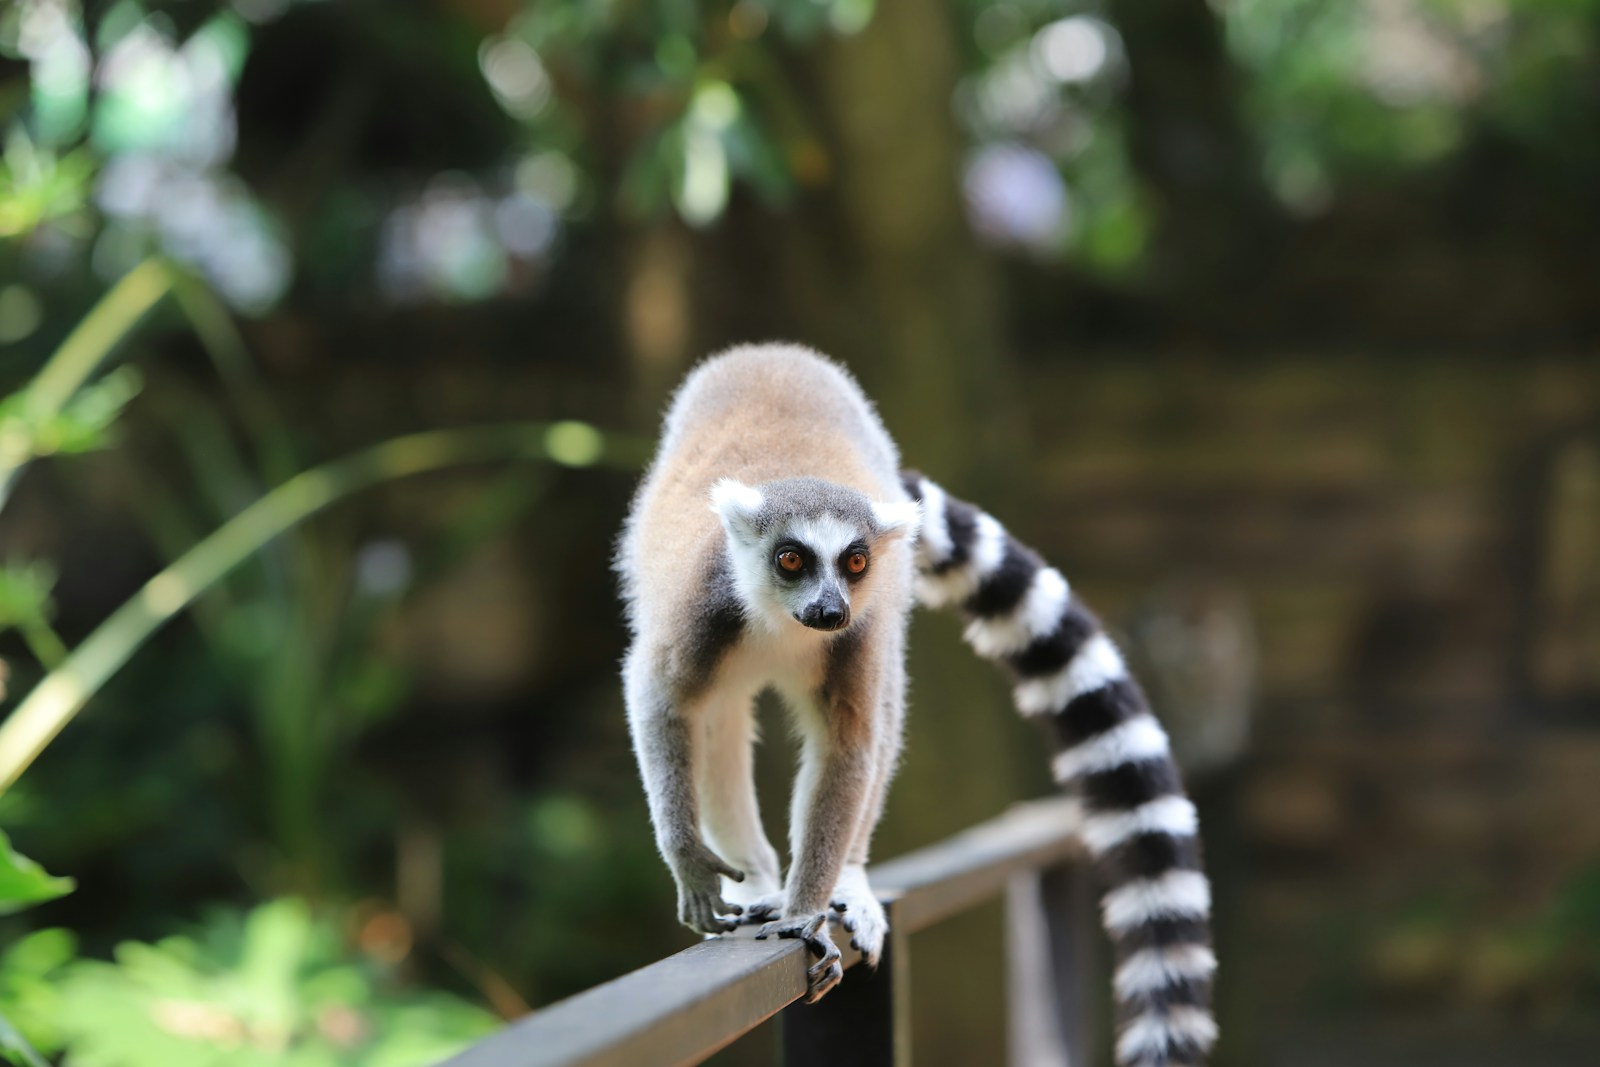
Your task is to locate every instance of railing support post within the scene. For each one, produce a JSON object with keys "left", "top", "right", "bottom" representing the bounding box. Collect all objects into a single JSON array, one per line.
[
  {"left": 781, "top": 900, "right": 909, "bottom": 1067},
  {"left": 1006, "top": 861, "right": 1101, "bottom": 1067}
]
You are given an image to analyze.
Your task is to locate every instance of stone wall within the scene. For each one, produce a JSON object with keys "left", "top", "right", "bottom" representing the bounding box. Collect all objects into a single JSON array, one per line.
[{"left": 1005, "top": 353, "right": 1600, "bottom": 1059}]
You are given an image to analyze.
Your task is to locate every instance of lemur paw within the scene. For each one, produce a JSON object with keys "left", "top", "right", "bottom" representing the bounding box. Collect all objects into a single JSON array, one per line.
[
  {"left": 830, "top": 895, "right": 888, "bottom": 967},
  {"left": 670, "top": 844, "right": 745, "bottom": 935},
  {"left": 830, "top": 865, "right": 888, "bottom": 966},
  {"left": 734, "top": 891, "right": 785, "bottom": 925},
  {"left": 755, "top": 912, "right": 842, "bottom": 1002},
  {"left": 721, "top": 860, "right": 782, "bottom": 923}
]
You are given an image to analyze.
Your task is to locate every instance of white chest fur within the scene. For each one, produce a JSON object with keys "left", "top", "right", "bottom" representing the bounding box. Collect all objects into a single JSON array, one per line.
[{"left": 708, "top": 624, "right": 831, "bottom": 709}]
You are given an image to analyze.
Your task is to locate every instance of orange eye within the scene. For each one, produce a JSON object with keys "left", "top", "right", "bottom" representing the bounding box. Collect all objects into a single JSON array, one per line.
[
  {"left": 846, "top": 552, "right": 868, "bottom": 575},
  {"left": 777, "top": 550, "right": 804, "bottom": 572}
]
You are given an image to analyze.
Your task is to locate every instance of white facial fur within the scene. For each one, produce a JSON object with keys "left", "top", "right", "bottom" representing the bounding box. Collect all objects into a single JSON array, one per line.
[
  {"left": 709, "top": 479, "right": 909, "bottom": 633},
  {"left": 709, "top": 479, "right": 775, "bottom": 628}
]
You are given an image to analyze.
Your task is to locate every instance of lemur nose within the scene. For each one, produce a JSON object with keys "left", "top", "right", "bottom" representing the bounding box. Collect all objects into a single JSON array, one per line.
[{"left": 799, "top": 603, "right": 849, "bottom": 630}]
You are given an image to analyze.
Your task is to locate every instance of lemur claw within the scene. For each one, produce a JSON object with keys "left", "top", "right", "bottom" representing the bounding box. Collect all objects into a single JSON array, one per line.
[
  {"left": 755, "top": 912, "right": 843, "bottom": 1002},
  {"left": 672, "top": 845, "right": 746, "bottom": 935},
  {"left": 737, "top": 894, "right": 784, "bottom": 925}
]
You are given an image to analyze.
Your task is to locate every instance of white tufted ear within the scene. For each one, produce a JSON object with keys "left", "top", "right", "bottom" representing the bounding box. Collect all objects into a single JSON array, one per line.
[
  {"left": 709, "top": 478, "right": 765, "bottom": 542},
  {"left": 871, "top": 498, "right": 922, "bottom": 540}
]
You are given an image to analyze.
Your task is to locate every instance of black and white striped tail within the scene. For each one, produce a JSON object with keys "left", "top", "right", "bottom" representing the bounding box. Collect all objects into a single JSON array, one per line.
[{"left": 901, "top": 471, "right": 1217, "bottom": 1067}]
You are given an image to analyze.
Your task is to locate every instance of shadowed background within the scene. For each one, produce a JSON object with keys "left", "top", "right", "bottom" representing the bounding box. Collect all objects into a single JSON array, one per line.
[{"left": 1, "top": 0, "right": 1598, "bottom": 1064}]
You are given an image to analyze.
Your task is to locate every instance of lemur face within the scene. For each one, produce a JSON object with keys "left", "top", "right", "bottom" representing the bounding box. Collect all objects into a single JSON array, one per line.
[{"left": 710, "top": 477, "right": 920, "bottom": 633}]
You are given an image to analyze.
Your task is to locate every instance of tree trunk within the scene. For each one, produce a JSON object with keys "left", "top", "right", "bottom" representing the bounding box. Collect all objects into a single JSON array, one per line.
[{"left": 1108, "top": 0, "right": 1276, "bottom": 307}]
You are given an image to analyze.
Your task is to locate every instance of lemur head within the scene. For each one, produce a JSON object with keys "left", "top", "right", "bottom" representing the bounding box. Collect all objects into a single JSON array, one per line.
[{"left": 710, "top": 476, "right": 920, "bottom": 633}]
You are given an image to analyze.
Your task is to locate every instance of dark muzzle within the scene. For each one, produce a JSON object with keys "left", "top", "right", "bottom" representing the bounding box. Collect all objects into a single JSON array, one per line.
[{"left": 797, "top": 592, "right": 850, "bottom": 631}]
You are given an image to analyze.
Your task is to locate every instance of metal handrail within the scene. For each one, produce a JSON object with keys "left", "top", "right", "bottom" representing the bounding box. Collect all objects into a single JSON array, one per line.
[{"left": 439, "top": 797, "right": 1094, "bottom": 1067}]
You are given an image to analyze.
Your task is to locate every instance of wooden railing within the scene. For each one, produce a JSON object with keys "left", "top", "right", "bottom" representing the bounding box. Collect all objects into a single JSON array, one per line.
[{"left": 438, "top": 797, "right": 1100, "bottom": 1067}]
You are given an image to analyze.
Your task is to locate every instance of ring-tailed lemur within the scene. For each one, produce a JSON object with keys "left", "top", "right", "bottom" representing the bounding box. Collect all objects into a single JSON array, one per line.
[{"left": 616, "top": 343, "right": 1215, "bottom": 1066}]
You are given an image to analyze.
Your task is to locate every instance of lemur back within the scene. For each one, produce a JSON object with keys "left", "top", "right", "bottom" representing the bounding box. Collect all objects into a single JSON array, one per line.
[{"left": 616, "top": 343, "right": 1215, "bottom": 1066}]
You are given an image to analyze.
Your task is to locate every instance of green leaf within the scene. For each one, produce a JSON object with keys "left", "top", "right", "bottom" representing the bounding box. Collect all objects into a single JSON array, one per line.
[
  {"left": 0, "top": 928, "right": 77, "bottom": 1059},
  {"left": 33, "top": 366, "right": 144, "bottom": 456},
  {"left": 0, "top": 831, "right": 72, "bottom": 915},
  {"left": 0, "top": 1009, "right": 51, "bottom": 1067},
  {"left": 0, "top": 365, "right": 143, "bottom": 472},
  {"left": 0, "top": 130, "right": 95, "bottom": 239},
  {"left": 1, "top": 928, "right": 78, "bottom": 978},
  {"left": 0, "top": 563, "right": 56, "bottom": 633}
]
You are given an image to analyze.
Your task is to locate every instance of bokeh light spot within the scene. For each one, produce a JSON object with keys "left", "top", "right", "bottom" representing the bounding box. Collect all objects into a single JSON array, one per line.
[
  {"left": 544, "top": 421, "right": 604, "bottom": 468},
  {"left": 0, "top": 286, "right": 45, "bottom": 345},
  {"left": 1033, "top": 16, "right": 1110, "bottom": 84}
]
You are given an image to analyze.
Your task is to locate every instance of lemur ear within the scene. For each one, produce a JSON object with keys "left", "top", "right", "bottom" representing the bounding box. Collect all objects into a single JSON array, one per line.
[
  {"left": 871, "top": 498, "right": 922, "bottom": 541},
  {"left": 709, "top": 478, "right": 765, "bottom": 543}
]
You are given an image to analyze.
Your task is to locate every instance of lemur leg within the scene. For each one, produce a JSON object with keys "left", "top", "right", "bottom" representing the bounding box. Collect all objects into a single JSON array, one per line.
[
  {"left": 756, "top": 643, "right": 882, "bottom": 1002},
  {"left": 623, "top": 650, "right": 746, "bottom": 935},
  {"left": 695, "top": 692, "right": 784, "bottom": 919}
]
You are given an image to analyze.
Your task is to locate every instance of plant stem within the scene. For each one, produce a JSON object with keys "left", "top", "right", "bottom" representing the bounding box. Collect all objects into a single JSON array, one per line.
[
  {"left": 0, "top": 259, "right": 173, "bottom": 510},
  {"left": 17, "top": 620, "right": 68, "bottom": 673},
  {"left": 166, "top": 268, "right": 301, "bottom": 485},
  {"left": 0, "top": 422, "right": 647, "bottom": 793}
]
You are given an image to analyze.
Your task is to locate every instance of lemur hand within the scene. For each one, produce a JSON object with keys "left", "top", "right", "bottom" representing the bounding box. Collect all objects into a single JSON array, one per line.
[
  {"left": 669, "top": 842, "right": 745, "bottom": 934},
  {"left": 756, "top": 911, "right": 842, "bottom": 1002},
  {"left": 830, "top": 864, "right": 888, "bottom": 968}
]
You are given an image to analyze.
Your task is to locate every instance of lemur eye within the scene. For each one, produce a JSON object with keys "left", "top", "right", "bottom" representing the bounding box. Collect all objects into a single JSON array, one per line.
[
  {"left": 777, "top": 550, "right": 804, "bottom": 573},
  {"left": 846, "top": 552, "right": 868, "bottom": 575}
]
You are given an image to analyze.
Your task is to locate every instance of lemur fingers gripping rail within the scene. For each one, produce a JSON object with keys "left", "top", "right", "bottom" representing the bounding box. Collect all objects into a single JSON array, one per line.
[{"left": 901, "top": 471, "right": 1217, "bottom": 1067}]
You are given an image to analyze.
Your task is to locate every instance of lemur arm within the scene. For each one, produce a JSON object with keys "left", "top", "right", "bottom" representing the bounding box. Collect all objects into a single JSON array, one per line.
[
  {"left": 753, "top": 632, "right": 887, "bottom": 1001},
  {"left": 623, "top": 653, "right": 746, "bottom": 935}
]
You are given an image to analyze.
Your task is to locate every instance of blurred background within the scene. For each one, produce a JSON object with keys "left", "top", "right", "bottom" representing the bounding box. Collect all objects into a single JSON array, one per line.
[{"left": 1, "top": 0, "right": 1598, "bottom": 1063}]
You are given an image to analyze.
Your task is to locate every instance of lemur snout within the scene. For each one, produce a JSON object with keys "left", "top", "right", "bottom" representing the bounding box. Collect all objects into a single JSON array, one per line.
[{"left": 798, "top": 598, "right": 849, "bottom": 631}]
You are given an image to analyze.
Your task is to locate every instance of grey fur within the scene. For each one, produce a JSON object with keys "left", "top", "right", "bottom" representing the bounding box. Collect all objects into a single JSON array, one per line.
[
  {"left": 671, "top": 554, "right": 746, "bottom": 699},
  {"left": 732, "top": 477, "right": 886, "bottom": 536}
]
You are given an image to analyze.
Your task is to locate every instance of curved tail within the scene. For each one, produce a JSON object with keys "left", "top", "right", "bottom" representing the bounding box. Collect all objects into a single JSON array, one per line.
[{"left": 901, "top": 471, "right": 1217, "bottom": 1067}]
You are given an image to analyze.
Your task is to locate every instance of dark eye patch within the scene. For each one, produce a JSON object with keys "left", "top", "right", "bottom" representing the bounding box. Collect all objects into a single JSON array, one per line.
[{"left": 773, "top": 542, "right": 811, "bottom": 577}]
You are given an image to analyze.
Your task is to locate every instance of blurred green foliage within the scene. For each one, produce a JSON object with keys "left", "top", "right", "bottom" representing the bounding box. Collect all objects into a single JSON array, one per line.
[
  {"left": 0, "top": 126, "right": 634, "bottom": 1062},
  {"left": 0, "top": 900, "right": 497, "bottom": 1067},
  {"left": 0, "top": 833, "right": 71, "bottom": 918},
  {"left": 0, "top": 275, "right": 629, "bottom": 1059},
  {"left": 1328, "top": 860, "right": 1600, "bottom": 1021},
  {"left": 1225, "top": 0, "right": 1600, "bottom": 210},
  {"left": 0, "top": 929, "right": 76, "bottom": 1064},
  {"left": 0, "top": 366, "right": 141, "bottom": 464},
  {"left": 2, "top": 0, "right": 1591, "bottom": 319},
  {"left": 0, "top": 135, "right": 94, "bottom": 239},
  {"left": 0, "top": 834, "right": 70, "bottom": 1064}
]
